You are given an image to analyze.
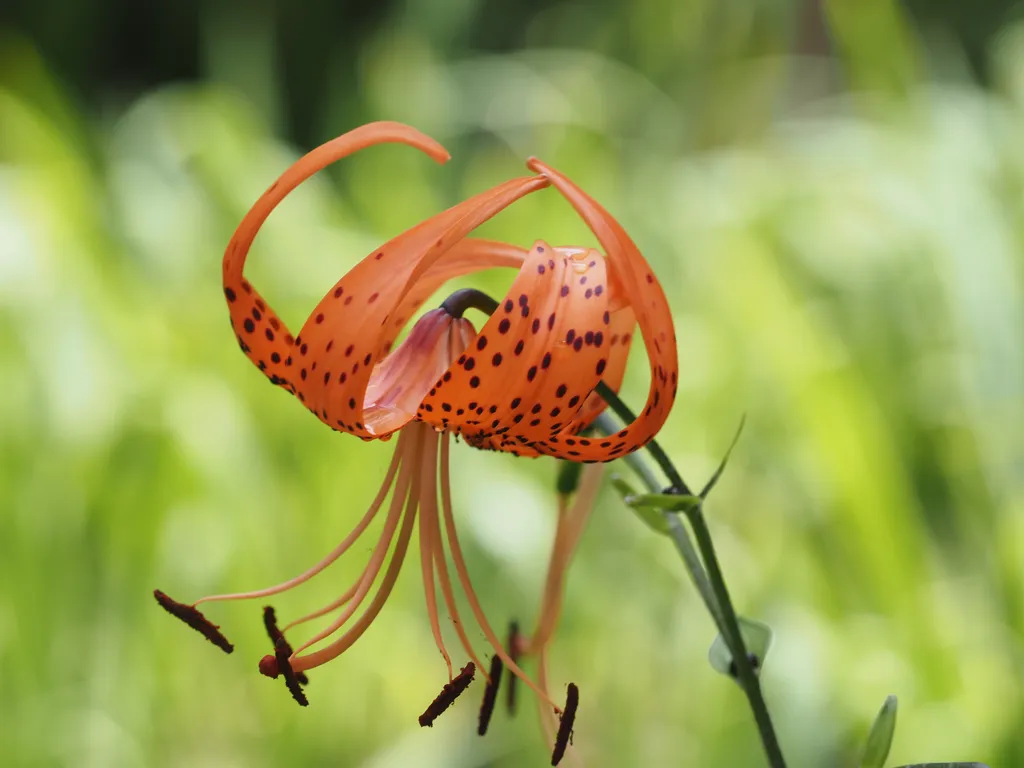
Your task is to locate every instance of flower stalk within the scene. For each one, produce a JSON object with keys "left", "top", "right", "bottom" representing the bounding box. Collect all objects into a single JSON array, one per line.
[{"left": 594, "top": 383, "right": 786, "bottom": 768}]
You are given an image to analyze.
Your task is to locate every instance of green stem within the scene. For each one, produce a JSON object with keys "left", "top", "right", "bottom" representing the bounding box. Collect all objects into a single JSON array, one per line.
[
  {"left": 594, "top": 414, "right": 724, "bottom": 629},
  {"left": 689, "top": 508, "right": 786, "bottom": 768},
  {"left": 595, "top": 383, "right": 786, "bottom": 768},
  {"left": 594, "top": 382, "right": 692, "bottom": 495}
]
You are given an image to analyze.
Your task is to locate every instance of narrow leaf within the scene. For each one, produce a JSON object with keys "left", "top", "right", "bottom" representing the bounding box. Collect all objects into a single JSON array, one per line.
[
  {"left": 700, "top": 414, "right": 746, "bottom": 499},
  {"left": 860, "top": 695, "right": 898, "bottom": 768}
]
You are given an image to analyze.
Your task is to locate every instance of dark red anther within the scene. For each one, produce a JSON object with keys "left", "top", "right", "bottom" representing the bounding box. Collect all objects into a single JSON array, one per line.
[
  {"left": 263, "top": 606, "right": 309, "bottom": 685},
  {"left": 418, "top": 662, "right": 476, "bottom": 727},
  {"left": 153, "top": 589, "right": 234, "bottom": 654},
  {"left": 551, "top": 683, "right": 579, "bottom": 766},
  {"left": 275, "top": 638, "right": 308, "bottom": 707},
  {"left": 506, "top": 620, "right": 521, "bottom": 715},
  {"left": 477, "top": 653, "right": 504, "bottom": 736}
]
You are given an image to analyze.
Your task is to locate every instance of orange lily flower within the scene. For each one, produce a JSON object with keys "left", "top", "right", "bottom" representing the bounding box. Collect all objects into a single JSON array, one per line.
[{"left": 157, "top": 121, "right": 677, "bottom": 752}]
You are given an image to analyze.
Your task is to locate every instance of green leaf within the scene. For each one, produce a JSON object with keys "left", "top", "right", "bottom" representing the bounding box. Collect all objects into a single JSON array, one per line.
[
  {"left": 610, "top": 475, "right": 669, "bottom": 535},
  {"left": 860, "top": 695, "right": 898, "bottom": 768},
  {"left": 700, "top": 414, "right": 746, "bottom": 499},
  {"left": 622, "top": 492, "right": 702, "bottom": 514},
  {"left": 708, "top": 616, "right": 773, "bottom": 679},
  {"left": 892, "top": 764, "right": 989, "bottom": 768}
]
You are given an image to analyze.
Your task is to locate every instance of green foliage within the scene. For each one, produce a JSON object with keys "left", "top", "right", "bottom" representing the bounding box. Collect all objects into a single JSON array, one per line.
[
  {"left": 861, "top": 695, "right": 898, "bottom": 768},
  {"left": 1, "top": 4, "right": 1023, "bottom": 767}
]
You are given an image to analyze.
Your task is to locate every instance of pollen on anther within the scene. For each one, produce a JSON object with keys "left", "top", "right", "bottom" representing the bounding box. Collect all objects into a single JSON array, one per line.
[
  {"left": 477, "top": 654, "right": 504, "bottom": 736},
  {"left": 153, "top": 590, "right": 234, "bottom": 654},
  {"left": 552, "top": 684, "right": 577, "bottom": 765},
  {"left": 419, "top": 663, "right": 475, "bottom": 727}
]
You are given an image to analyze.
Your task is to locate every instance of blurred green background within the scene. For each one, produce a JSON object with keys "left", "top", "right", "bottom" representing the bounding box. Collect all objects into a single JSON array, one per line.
[{"left": 1, "top": 1, "right": 1023, "bottom": 766}]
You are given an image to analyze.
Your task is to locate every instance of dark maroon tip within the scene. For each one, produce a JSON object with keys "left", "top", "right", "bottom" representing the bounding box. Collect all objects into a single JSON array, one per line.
[
  {"left": 258, "top": 654, "right": 279, "bottom": 678},
  {"left": 262, "top": 606, "right": 309, "bottom": 685},
  {"left": 506, "top": 621, "right": 521, "bottom": 715},
  {"left": 274, "top": 638, "right": 308, "bottom": 707},
  {"left": 477, "top": 654, "right": 504, "bottom": 736},
  {"left": 418, "top": 662, "right": 476, "bottom": 727},
  {"left": 153, "top": 589, "right": 234, "bottom": 654},
  {"left": 551, "top": 683, "right": 579, "bottom": 766}
]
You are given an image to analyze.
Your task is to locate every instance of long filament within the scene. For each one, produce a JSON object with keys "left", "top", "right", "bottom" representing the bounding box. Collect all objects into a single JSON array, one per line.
[
  {"left": 531, "top": 464, "right": 604, "bottom": 653},
  {"left": 291, "top": 435, "right": 423, "bottom": 673},
  {"left": 427, "top": 465, "right": 488, "bottom": 682},
  {"left": 290, "top": 429, "right": 418, "bottom": 656},
  {"left": 193, "top": 446, "right": 403, "bottom": 607},
  {"left": 281, "top": 581, "right": 360, "bottom": 632},
  {"left": 438, "top": 437, "right": 561, "bottom": 712},
  {"left": 418, "top": 431, "right": 453, "bottom": 680}
]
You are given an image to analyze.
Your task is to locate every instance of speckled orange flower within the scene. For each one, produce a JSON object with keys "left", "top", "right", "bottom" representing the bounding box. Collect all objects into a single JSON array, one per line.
[{"left": 156, "top": 121, "right": 677, "bottom": 754}]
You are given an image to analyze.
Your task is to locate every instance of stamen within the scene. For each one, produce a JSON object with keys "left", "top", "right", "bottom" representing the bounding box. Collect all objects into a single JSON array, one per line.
[
  {"left": 506, "top": 620, "right": 521, "bottom": 715},
  {"left": 439, "top": 438, "right": 562, "bottom": 712},
  {"left": 153, "top": 589, "right": 234, "bottom": 654},
  {"left": 280, "top": 582, "right": 359, "bottom": 633},
  {"left": 193, "top": 446, "right": 403, "bottom": 607},
  {"left": 551, "top": 683, "right": 579, "bottom": 766},
  {"left": 275, "top": 638, "right": 309, "bottom": 707},
  {"left": 477, "top": 653, "right": 504, "bottom": 735},
  {"left": 289, "top": 430, "right": 418, "bottom": 658},
  {"left": 531, "top": 465, "right": 603, "bottom": 654},
  {"left": 418, "top": 433, "right": 453, "bottom": 680},
  {"left": 263, "top": 606, "right": 309, "bottom": 685},
  {"left": 418, "top": 662, "right": 476, "bottom": 727},
  {"left": 425, "top": 461, "right": 487, "bottom": 680},
  {"left": 290, "top": 429, "right": 424, "bottom": 673},
  {"left": 536, "top": 648, "right": 558, "bottom": 747},
  {"left": 531, "top": 497, "right": 571, "bottom": 654}
]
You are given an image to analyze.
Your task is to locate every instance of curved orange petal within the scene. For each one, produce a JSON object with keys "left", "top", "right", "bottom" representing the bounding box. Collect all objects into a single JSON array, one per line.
[
  {"left": 566, "top": 306, "right": 636, "bottom": 431},
  {"left": 378, "top": 238, "right": 528, "bottom": 356},
  {"left": 522, "top": 158, "right": 678, "bottom": 462},
  {"left": 295, "top": 175, "right": 547, "bottom": 438},
  {"left": 417, "top": 241, "right": 614, "bottom": 457},
  {"left": 223, "top": 119, "right": 550, "bottom": 439},
  {"left": 222, "top": 122, "right": 450, "bottom": 399}
]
